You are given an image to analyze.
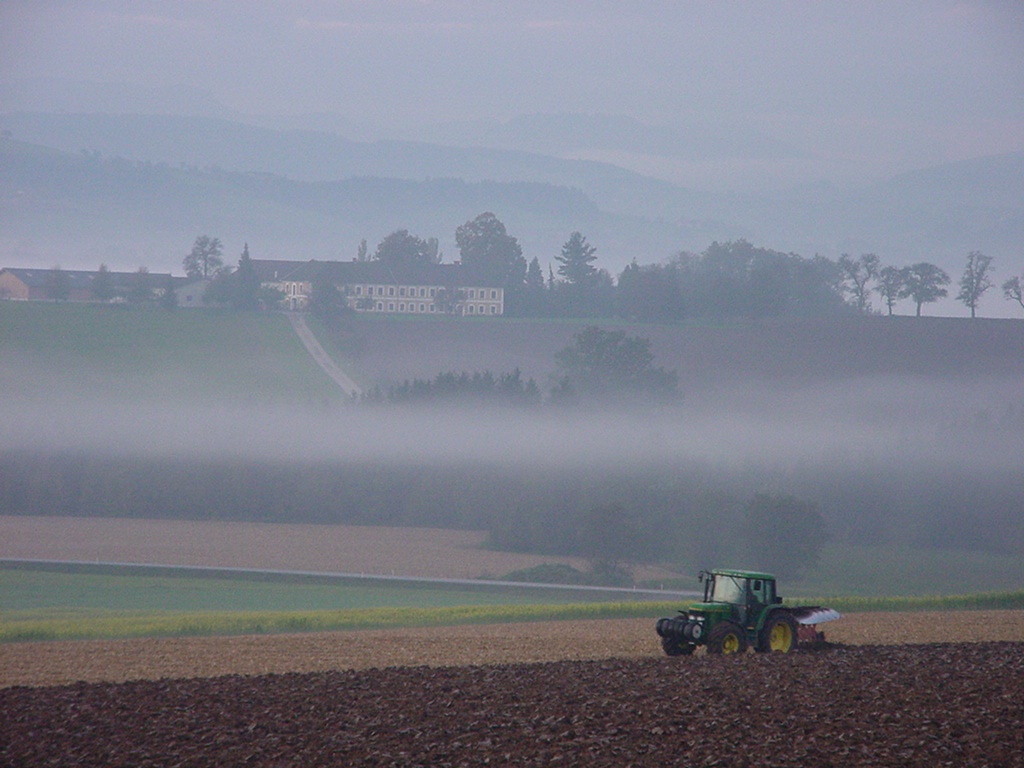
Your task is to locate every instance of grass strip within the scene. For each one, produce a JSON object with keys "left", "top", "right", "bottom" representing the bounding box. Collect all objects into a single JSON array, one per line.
[
  {"left": 0, "top": 601, "right": 666, "bottom": 643},
  {"left": 5, "top": 593, "right": 1022, "bottom": 644}
]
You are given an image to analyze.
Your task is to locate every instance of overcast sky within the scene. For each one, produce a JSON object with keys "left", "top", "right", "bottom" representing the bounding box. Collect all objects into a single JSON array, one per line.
[{"left": 2, "top": 1, "right": 1023, "bottom": 188}]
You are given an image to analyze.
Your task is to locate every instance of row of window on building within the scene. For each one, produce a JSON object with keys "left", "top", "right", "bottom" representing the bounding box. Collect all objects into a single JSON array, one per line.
[
  {"left": 353, "top": 285, "right": 499, "bottom": 300},
  {"left": 370, "top": 301, "right": 499, "bottom": 315}
]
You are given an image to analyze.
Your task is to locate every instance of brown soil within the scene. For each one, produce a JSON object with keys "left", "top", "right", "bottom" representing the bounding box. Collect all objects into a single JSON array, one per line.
[
  {"left": 3, "top": 641, "right": 1023, "bottom": 767},
  {"left": 4, "top": 610, "right": 1024, "bottom": 690}
]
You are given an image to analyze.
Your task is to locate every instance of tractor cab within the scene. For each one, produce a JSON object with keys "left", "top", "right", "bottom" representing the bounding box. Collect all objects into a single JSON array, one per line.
[{"left": 696, "top": 568, "right": 780, "bottom": 628}]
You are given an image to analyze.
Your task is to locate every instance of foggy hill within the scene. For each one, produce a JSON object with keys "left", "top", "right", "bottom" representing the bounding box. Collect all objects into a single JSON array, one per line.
[
  {"left": 0, "top": 135, "right": 692, "bottom": 272},
  {"left": 4, "top": 300, "right": 1020, "bottom": 415},
  {"left": 341, "top": 314, "right": 1024, "bottom": 415},
  {"left": 3, "top": 302, "right": 1021, "bottom": 561},
  {"left": 3, "top": 112, "right": 1022, "bottom": 281}
]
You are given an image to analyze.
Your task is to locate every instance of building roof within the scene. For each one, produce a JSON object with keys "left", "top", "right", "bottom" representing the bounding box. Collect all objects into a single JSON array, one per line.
[
  {"left": 249, "top": 260, "right": 322, "bottom": 283},
  {"left": 251, "top": 259, "right": 502, "bottom": 288},
  {"left": 0, "top": 267, "right": 173, "bottom": 289}
]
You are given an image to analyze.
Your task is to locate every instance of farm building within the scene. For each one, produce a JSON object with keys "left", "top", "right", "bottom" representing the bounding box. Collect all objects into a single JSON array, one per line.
[
  {"left": 252, "top": 259, "right": 504, "bottom": 316},
  {"left": 0, "top": 267, "right": 175, "bottom": 302}
]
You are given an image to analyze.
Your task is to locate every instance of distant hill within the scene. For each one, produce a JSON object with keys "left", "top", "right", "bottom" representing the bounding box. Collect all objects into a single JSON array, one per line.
[
  {"left": 2, "top": 112, "right": 1023, "bottom": 288},
  {"left": 0, "top": 135, "right": 695, "bottom": 273}
]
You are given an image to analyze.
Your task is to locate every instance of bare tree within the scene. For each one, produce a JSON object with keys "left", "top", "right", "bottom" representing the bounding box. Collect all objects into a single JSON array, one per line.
[
  {"left": 1003, "top": 275, "right": 1024, "bottom": 313},
  {"left": 838, "top": 253, "right": 880, "bottom": 312},
  {"left": 183, "top": 235, "right": 224, "bottom": 279},
  {"left": 875, "top": 265, "right": 904, "bottom": 316},
  {"left": 956, "top": 251, "right": 994, "bottom": 318}
]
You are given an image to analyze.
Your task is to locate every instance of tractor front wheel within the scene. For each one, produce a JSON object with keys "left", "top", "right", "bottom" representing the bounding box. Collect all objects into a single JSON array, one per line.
[
  {"left": 706, "top": 621, "right": 747, "bottom": 654},
  {"left": 759, "top": 613, "right": 798, "bottom": 653}
]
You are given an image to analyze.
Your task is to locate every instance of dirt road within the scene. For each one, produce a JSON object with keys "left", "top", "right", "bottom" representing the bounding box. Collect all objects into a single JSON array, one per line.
[{"left": 285, "top": 312, "right": 362, "bottom": 396}]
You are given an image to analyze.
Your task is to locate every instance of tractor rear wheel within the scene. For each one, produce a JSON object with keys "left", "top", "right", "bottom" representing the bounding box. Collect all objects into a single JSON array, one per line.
[
  {"left": 661, "top": 636, "right": 695, "bottom": 656},
  {"left": 706, "top": 621, "right": 747, "bottom": 654},
  {"left": 759, "top": 612, "right": 798, "bottom": 653}
]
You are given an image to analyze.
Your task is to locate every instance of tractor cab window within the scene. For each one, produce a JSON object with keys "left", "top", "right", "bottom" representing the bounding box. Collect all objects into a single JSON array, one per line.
[
  {"left": 750, "top": 579, "right": 768, "bottom": 604},
  {"left": 711, "top": 576, "right": 745, "bottom": 604}
]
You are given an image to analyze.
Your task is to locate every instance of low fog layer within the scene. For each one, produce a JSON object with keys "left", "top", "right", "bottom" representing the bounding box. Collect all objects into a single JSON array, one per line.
[{"left": 4, "top": 375, "right": 1020, "bottom": 472}]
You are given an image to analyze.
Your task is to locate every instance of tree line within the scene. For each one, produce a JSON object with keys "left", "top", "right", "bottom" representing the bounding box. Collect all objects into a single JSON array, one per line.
[
  {"left": 44, "top": 212, "right": 1021, "bottom": 319},
  {"left": 200, "top": 213, "right": 1024, "bottom": 320},
  {"left": 360, "top": 325, "right": 679, "bottom": 408}
]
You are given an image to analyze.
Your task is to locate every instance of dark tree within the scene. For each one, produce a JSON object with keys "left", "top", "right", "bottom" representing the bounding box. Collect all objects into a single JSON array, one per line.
[
  {"left": 617, "top": 259, "right": 685, "bottom": 322},
  {"left": 956, "top": 251, "right": 994, "bottom": 318},
  {"left": 742, "top": 493, "right": 827, "bottom": 580},
  {"left": 309, "top": 279, "right": 348, "bottom": 321},
  {"left": 232, "top": 243, "right": 261, "bottom": 311},
  {"left": 1003, "top": 274, "right": 1024, "bottom": 313},
  {"left": 91, "top": 263, "right": 115, "bottom": 302},
  {"left": 258, "top": 285, "right": 286, "bottom": 310},
  {"left": 373, "top": 230, "right": 440, "bottom": 268},
  {"left": 456, "top": 212, "right": 528, "bottom": 315},
  {"left": 433, "top": 286, "right": 466, "bottom": 316},
  {"left": 676, "top": 240, "right": 844, "bottom": 319},
  {"left": 838, "top": 253, "right": 880, "bottom": 313},
  {"left": 183, "top": 235, "right": 224, "bottom": 279},
  {"left": 456, "top": 213, "right": 524, "bottom": 278},
  {"left": 555, "top": 231, "right": 598, "bottom": 287},
  {"left": 554, "top": 325, "right": 678, "bottom": 402},
  {"left": 875, "top": 265, "right": 904, "bottom": 316},
  {"left": 521, "top": 256, "right": 547, "bottom": 317},
  {"left": 899, "top": 262, "right": 950, "bottom": 316},
  {"left": 45, "top": 265, "right": 71, "bottom": 301}
]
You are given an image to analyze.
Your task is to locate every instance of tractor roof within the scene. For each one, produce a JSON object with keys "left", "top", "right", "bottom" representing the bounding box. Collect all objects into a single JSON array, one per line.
[{"left": 712, "top": 568, "right": 776, "bottom": 581}]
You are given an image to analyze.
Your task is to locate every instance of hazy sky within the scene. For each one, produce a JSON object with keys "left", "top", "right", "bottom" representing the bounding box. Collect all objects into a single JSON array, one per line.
[{"left": 3, "top": 1, "right": 1023, "bottom": 188}]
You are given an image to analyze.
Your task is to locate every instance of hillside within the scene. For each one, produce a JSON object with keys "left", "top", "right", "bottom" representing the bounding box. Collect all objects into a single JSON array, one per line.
[
  {"left": 341, "top": 313, "right": 1024, "bottom": 386},
  {"left": 6, "top": 300, "right": 1020, "bottom": 406},
  {"left": 337, "top": 314, "right": 1024, "bottom": 420},
  {"left": 3, "top": 301, "right": 1022, "bottom": 413},
  {"left": 0, "top": 301, "right": 342, "bottom": 404}
]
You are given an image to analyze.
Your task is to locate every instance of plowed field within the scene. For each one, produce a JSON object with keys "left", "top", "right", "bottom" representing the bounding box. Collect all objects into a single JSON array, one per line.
[{"left": 3, "top": 641, "right": 1023, "bottom": 767}]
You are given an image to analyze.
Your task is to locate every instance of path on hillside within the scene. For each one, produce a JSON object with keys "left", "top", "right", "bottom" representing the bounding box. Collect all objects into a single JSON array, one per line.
[{"left": 285, "top": 312, "right": 361, "bottom": 396}]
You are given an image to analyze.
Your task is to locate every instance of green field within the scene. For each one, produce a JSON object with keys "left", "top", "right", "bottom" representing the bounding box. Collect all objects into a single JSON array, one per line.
[
  {"left": 3, "top": 563, "right": 1023, "bottom": 644},
  {"left": 0, "top": 564, "right": 680, "bottom": 642},
  {"left": 0, "top": 301, "right": 344, "bottom": 402}
]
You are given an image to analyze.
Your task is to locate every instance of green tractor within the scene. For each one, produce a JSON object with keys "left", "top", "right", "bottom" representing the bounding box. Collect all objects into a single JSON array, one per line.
[{"left": 655, "top": 568, "right": 841, "bottom": 655}]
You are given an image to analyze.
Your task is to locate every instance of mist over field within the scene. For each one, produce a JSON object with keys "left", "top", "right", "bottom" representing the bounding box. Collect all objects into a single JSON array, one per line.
[
  {"left": 2, "top": 306, "right": 1023, "bottom": 591},
  {"left": 2, "top": 375, "right": 1021, "bottom": 472}
]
